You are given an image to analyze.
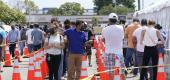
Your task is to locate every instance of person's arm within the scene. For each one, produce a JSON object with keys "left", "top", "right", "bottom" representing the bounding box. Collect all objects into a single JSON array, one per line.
[
  {"left": 156, "top": 30, "right": 165, "bottom": 44},
  {"left": 132, "top": 36, "right": 137, "bottom": 48},
  {"left": 26, "top": 31, "right": 28, "bottom": 44},
  {"left": 132, "top": 30, "right": 137, "bottom": 48},
  {"left": 140, "top": 30, "right": 146, "bottom": 45},
  {"left": 124, "top": 27, "right": 129, "bottom": 38}
]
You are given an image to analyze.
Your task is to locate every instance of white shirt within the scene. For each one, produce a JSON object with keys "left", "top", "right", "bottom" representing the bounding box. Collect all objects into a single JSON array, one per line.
[
  {"left": 45, "top": 34, "right": 64, "bottom": 55},
  {"left": 133, "top": 26, "right": 147, "bottom": 52},
  {"left": 102, "top": 25, "right": 124, "bottom": 54},
  {"left": 143, "top": 27, "right": 158, "bottom": 46},
  {"left": 26, "top": 29, "right": 33, "bottom": 44}
]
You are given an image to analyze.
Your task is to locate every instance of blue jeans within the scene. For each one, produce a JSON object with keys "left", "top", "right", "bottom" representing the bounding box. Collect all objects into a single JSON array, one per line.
[
  {"left": 19, "top": 41, "right": 25, "bottom": 56},
  {"left": 125, "top": 48, "right": 138, "bottom": 75},
  {"left": 27, "top": 44, "right": 33, "bottom": 53},
  {"left": 157, "top": 47, "right": 165, "bottom": 54}
]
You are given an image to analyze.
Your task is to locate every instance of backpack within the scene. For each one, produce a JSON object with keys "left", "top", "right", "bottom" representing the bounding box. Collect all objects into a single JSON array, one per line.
[
  {"left": 20, "top": 28, "right": 27, "bottom": 40},
  {"left": 0, "top": 33, "right": 3, "bottom": 44}
]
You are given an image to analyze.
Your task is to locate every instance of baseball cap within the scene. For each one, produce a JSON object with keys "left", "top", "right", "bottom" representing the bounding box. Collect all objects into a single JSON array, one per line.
[{"left": 108, "top": 13, "right": 118, "bottom": 20}]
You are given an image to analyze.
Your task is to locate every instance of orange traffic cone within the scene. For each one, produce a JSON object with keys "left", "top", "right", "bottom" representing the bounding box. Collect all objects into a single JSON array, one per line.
[
  {"left": 34, "top": 60, "right": 43, "bottom": 80},
  {"left": 15, "top": 49, "right": 21, "bottom": 62},
  {"left": 80, "top": 56, "right": 88, "bottom": 79},
  {"left": 27, "top": 57, "right": 34, "bottom": 80},
  {"left": 3, "top": 50, "right": 12, "bottom": 67},
  {"left": 23, "top": 46, "right": 29, "bottom": 58},
  {"left": 157, "top": 53, "right": 166, "bottom": 80},
  {"left": 41, "top": 56, "right": 48, "bottom": 79},
  {"left": 114, "top": 56, "right": 121, "bottom": 80},
  {"left": 12, "top": 58, "right": 21, "bottom": 80}
]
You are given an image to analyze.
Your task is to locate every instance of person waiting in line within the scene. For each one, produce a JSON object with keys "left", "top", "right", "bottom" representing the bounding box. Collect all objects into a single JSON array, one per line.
[
  {"left": 102, "top": 13, "right": 125, "bottom": 80},
  {"left": 82, "top": 22, "right": 93, "bottom": 67},
  {"left": 65, "top": 20, "right": 86, "bottom": 80},
  {"left": 19, "top": 26, "right": 27, "bottom": 56},
  {"left": 132, "top": 19, "right": 148, "bottom": 76},
  {"left": 26, "top": 24, "right": 34, "bottom": 53},
  {"left": 62, "top": 19, "right": 71, "bottom": 77},
  {"left": 0, "top": 26, "right": 6, "bottom": 72},
  {"left": 155, "top": 24, "right": 167, "bottom": 57},
  {"left": 7, "top": 25, "right": 19, "bottom": 58},
  {"left": 44, "top": 27, "right": 65, "bottom": 80},
  {"left": 31, "top": 24, "right": 44, "bottom": 51},
  {"left": 140, "top": 20, "right": 164, "bottom": 80},
  {"left": 125, "top": 18, "right": 140, "bottom": 76}
]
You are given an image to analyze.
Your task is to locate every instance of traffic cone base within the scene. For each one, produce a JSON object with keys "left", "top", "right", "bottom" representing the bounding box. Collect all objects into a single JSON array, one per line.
[
  {"left": 23, "top": 47, "right": 30, "bottom": 58},
  {"left": 157, "top": 54, "right": 166, "bottom": 80}
]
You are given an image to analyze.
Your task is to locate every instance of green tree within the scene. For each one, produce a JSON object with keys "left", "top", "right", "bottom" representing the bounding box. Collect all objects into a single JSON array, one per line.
[
  {"left": 59, "top": 2, "right": 84, "bottom": 16},
  {"left": 99, "top": 4, "right": 134, "bottom": 15},
  {"left": 47, "top": 8, "right": 63, "bottom": 16},
  {"left": 94, "top": 0, "right": 135, "bottom": 13},
  {"left": 91, "top": 17, "right": 98, "bottom": 27},
  {"left": 0, "top": 0, "right": 26, "bottom": 24},
  {"left": 24, "top": 0, "right": 38, "bottom": 14}
]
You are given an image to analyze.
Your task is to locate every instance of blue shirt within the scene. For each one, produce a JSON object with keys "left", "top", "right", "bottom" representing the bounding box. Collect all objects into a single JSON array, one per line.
[
  {"left": 7, "top": 29, "right": 19, "bottom": 43},
  {"left": 0, "top": 28, "right": 6, "bottom": 39},
  {"left": 31, "top": 28, "right": 43, "bottom": 45},
  {"left": 65, "top": 29, "right": 86, "bottom": 54}
]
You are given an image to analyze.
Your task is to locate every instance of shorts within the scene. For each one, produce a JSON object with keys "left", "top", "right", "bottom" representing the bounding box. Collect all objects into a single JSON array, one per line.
[{"left": 103, "top": 53, "right": 125, "bottom": 74}]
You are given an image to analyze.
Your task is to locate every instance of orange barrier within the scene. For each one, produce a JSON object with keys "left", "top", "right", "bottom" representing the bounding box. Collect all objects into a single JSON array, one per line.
[
  {"left": 33, "top": 59, "right": 43, "bottom": 80},
  {"left": 157, "top": 53, "right": 166, "bottom": 80},
  {"left": 27, "top": 56, "right": 34, "bottom": 80},
  {"left": 23, "top": 47, "right": 29, "bottom": 58},
  {"left": 12, "top": 58, "right": 21, "bottom": 80}
]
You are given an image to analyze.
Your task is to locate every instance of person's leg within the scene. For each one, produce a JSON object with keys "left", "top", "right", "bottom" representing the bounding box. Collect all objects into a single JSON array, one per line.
[
  {"left": 67, "top": 54, "right": 76, "bottom": 80},
  {"left": 62, "top": 48, "right": 67, "bottom": 76},
  {"left": 133, "top": 49, "right": 138, "bottom": 75},
  {"left": 75, "top": 54, "right": 82, "bottom": 80},
  {"left": 125, "top": 48, "right": 133, "bottom": 67},
  {"left": 9, "top": 43, "right": 14, "bottom": 58},
  {"left": 140, "top": 47, "right": 151, "bottom": 80},
  {"left": 151, "top": 47, "right": 158, "bottom": 80},
  {"left": 19, "top": 41, "right": 25, "bottom": 56},
  {"left": 104, "top": 53, "right": 115, "bottom": 80},
  {"left": 37, "top": 44, "right": 42, "bottom": 50},
  {"left": 138, "top": 52, "right": 144, "bottom": 73},
  {"left": 54, "top": 55, "right": 61, "bottom": 80},
  {"left": 87, "top": 50, "right": 92, "bottom": 66},
  {"left": 11, "top": 43, "right": 16, "bottom": 58},
  {"left": 46, "top": 54, "right": 54, "bottom": 80},
  {"left": 123, "top": 48, "right": 127, "bottom": 59},
  {"left": 33, "top": 45, "right": 38, "bottom": 51},
  {"left": 27, "top": 44, "right": 32, "bottom": 53}
]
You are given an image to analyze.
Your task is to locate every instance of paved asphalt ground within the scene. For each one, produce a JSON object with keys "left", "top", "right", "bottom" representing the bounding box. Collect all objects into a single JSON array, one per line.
[{"left": 0, "top": 49, "right": 140, "bottom": 80}]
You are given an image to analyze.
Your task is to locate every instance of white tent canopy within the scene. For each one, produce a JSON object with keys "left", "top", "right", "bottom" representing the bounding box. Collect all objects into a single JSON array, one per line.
[{"left": 134, "top": 1, "right": 170, "bottom": 78}]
